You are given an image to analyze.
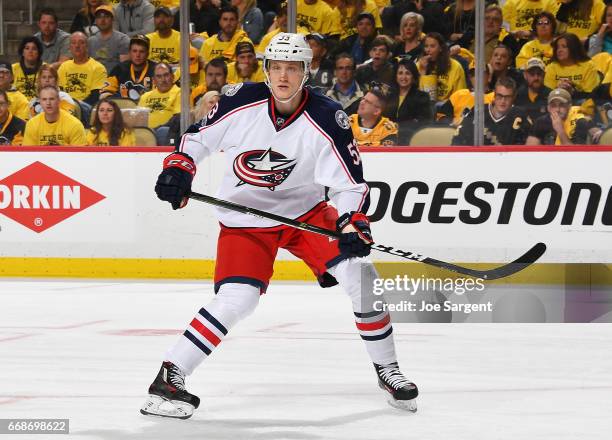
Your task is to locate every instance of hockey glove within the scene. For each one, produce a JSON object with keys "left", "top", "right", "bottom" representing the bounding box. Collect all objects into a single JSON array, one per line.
[
  {"left": 155, "top": 152, "right": 196, "bottom": 210},
  {"left": 336, "top": 212, "right": 373, "bottom": 258}
]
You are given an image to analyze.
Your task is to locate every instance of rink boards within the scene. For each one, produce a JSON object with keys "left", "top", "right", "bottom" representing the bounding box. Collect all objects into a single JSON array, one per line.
[{"left": 0, "top": 146, "right": 610, "bottom": 282}]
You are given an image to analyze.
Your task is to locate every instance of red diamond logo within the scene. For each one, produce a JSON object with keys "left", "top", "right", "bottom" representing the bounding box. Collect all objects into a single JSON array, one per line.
[{"left": 0, "top": 161, "right": 105, "bottom": 233}]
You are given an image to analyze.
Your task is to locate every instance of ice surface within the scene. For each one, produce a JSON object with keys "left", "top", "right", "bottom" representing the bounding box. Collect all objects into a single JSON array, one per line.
[{"left": 0, "top": 279, "right": 611, "bottom": 440}]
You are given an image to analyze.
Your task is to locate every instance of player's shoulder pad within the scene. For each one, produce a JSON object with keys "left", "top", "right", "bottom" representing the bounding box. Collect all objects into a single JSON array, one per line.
[
  {"left": 200, "top": 82, "right": 270, "bottom": 128},
  {"left": 304, "top": 87, "right": 353, "bottom": 146}
]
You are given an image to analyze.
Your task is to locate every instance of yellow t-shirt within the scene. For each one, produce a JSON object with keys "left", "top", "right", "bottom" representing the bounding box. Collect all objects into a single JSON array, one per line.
[
  {"left": 256, "top": 25, "right": 310, "bottom": 55},
  {"left": 138, "top": 84, "right": 181, "bottom": 128},
  {"left": 86, "top": 128, "right": 136, "bottom": 146},
  {"left": 544, "top": 60, "right": 600, "bottom": 93},
  {"left": 22, "top": 110, "right": 86, "bottom": 146},
  {"left": 58, "top": 58, "right": 108, "bottom": 101},
  {"left": 502, "top": 0, "right": 558, "bottom": 32},
  {"left": 558, "top": 0, "right": 606, "bottom": 39},
  {"left": 449, "top": 89, "right": 495, "bottom": 125},
  {"left": 226, "top": 61, "right": 266, "bottom": 84},
  {"left": 338, "top": 0, "right": 383, "bottom": 39},
  {"left": 11, "top": 63, "right": 43, "bottom": 100},
  {"left": 199, "top": 31, "right": 251, "bottom": 63},
  {"left": 557, "top": 106, "right": 586, "bottom": 145},
  {"left": 296, "top": 0, "right": 340, "bottom": 36},
  {"left": 148, "top": 0, "right": 179, "bottom": 8},
  {"left": 146, "top": 30, "right": 182, "bottom": 64},
  {"left": 419, "top": 58, "right": 467, "bottom": 102},
  {"left": 349, "top": 114, "right": 398, "bottom": 146},
  {"left": 6, "top": 89, "right": 30, "bottom": 121},
  {"left": 174, "top": 68, "right": 206, "bottom": 91},
  {"left": 516, "top": 40, "right": 554, "bottom": 68}
]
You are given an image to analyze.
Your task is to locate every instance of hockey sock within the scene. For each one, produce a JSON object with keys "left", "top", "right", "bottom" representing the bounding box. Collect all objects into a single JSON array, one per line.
[
  {"left": 165, "top": 283, "right": 260, "bottom": 375},
  {"left": 330, "top": 258, "right": 398, "bottom": 365}
]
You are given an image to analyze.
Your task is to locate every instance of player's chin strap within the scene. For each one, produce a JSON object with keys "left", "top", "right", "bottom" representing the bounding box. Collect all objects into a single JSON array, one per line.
[{"left": 263, "top": 65, "right": 309, "bottom": 104}]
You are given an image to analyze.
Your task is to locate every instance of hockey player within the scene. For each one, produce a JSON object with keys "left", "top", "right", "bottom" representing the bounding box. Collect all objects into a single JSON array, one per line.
[{"left": 142, "top": 32, "right": 418, "bottom": 419}]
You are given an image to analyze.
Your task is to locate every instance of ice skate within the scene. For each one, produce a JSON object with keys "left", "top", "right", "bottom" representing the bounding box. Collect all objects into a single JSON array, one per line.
[
  {"left": 374, "top": 362, "right": 418, "bottom": 412},
  {"left": 140, "top": 361, "right": 200, "bottom": 419}
]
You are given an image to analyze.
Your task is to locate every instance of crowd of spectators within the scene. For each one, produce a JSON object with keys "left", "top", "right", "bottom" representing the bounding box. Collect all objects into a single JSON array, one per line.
[{"left": 0, "top": 0, "right": 611, "bottom": 147}]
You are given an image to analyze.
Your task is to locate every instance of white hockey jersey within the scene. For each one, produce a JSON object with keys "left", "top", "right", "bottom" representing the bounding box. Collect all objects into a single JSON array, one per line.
[{"left": 178, "top": 82, "right": 370, "bottom": 228}]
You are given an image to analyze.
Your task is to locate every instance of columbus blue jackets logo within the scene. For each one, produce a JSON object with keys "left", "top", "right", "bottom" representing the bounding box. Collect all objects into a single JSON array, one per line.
[{"left": 233, "top": 148, "right": 296, "bottom": 191}]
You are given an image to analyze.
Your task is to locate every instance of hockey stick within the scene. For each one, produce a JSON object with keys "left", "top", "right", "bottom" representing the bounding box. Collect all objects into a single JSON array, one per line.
[{"left": 188, "top": 191, "right": 546, "bottom": 280}]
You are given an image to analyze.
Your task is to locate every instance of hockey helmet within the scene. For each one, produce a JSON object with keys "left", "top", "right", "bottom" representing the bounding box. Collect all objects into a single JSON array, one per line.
[{"left": 263, "top": 32, "right": 313, "bottom": 73}]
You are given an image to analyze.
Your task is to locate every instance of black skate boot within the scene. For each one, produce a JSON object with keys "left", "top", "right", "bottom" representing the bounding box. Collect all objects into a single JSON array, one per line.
[
  {"left": 140, "top": 361, "right": 200, "bottom": 419},
  {"left": 374, "top": 362, "right": 418, "bottom": 412}
]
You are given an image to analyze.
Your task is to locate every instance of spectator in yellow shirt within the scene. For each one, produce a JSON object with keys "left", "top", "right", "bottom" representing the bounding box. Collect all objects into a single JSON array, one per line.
[
  {"left": 350, "top": 88, "right": 398, "bottom": 146},
  {"left": 502, "top": 0, "right": 558, "bottom": 39},
  {"left": 0, "top": 61, "right": 30, "bottom": 121},
  {"left": 12, "top": 37, "right": 45, "bottom": 100},
  {"left": 138, "top": 62, "right": 181, "bottom": 144},
  {"left": 29, "top": 64, "right": 78, "bottom": 119},
  {"left": 22, "top": 86, "right": 87, "bottom": 146},
  {"left": 190, "top": 58, "right": 228, "bottom": 106},
  {"left": 544, "top": 33, "right": 601, "bottom": 99},
  {"left": 57, "top": 31, "right": 108, "bottom": 121},
  {"left": 555, "top": 0, "right": 606, "bottom": 41},
  {"left": 0, "top": 90, "right": 26, "bottom": 146},
  {"left": 199, "top": 6, "right": 252, "bottom": 63},
  {"left": 88, "top": 98, "right": 135, "bottom": 146},
  {"left": 147, "top": 7, "right": 182, "bottom": 65},
  {"left": 297, "top": 0, "right": 342, "bottom": 38},
  {"left": 418, "top": 32, "right": 467, "bottom": 103},
  {"left": 227, "top": 42, "right": 265, "bottom": 83},
  {"left": 516, "top": 11, "right": 556, "bottom": 68}
]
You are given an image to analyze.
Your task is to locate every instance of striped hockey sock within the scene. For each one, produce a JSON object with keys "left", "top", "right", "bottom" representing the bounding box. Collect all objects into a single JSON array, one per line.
[
  {"left": 354, "top": 310, "right": 397, "bottom": 365},
  {"left": 166, "top": 307, "right": 228, "bottom": 375}
]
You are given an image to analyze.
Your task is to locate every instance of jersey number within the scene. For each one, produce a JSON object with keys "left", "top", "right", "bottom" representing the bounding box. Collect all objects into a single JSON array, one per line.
[{"left": 348, "top": 141, "right": 361, "bottom": 165}]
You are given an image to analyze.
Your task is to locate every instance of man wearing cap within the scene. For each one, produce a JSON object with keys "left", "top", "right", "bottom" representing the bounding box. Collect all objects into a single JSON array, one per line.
[
  {"left": 0, "top": 61, "right": 30, "bottom": 121},
  {"left": 102, "top": 36, "right": 157, "bottom": 101},
  {"left": 174, "top": 47, "right": 207, "bottom": 92},
  {"left": 88, "top": 5, "right": 130, "bottom": 73},
  {"left": 333, "top": 12, "right": 377, "bottom": 65},
  {"left": 515, "top": 57, "right": 552, "bottom": 124},
  {"left": 227, "top": 42, "right": 265, "bottom": 84},
  {"left": 526, "top": 88, "right": 601, "bottom": 145},
  {"left": 34, "top": 8, "right": 71, "bottom": 69},
  {"left": 306, "top": 33, "right": 334, "bottom": 92},
  {"left": 114, "top": 0, "right": 155, "bottom": 37},
  {"left": 199, "top": 6, "right": 251, "bottom": 63},
  {"left": 147, "top": 7, "right": 182, "bottom": 65}
]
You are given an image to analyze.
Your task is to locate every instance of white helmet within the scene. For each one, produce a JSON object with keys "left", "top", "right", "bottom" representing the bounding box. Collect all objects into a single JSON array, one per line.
[
  {"left": 264, "top": 32, "right": 313, "bottom": 71},
  {"left": 263, "top": 32, "right": 312, "bottom": 102}
]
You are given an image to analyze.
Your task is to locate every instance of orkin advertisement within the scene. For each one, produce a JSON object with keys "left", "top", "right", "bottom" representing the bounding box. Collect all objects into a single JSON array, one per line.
[{"left": 0, "top": 147, "right": 610, "bottom": 265}]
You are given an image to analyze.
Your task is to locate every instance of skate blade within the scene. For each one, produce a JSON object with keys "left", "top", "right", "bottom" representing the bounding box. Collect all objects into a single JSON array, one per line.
[
  {"left": 140, "top": 394, "right": 195, "bottom": 419},
  {"left": 386, "top": 396, "right": 417, "bottom": 412}
]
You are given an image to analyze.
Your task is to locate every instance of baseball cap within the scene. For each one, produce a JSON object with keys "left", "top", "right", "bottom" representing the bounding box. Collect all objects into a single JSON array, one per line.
[
  {"left": 154, "top": 6, "right": 173, "bottom": 17},
  {"left": 189, "top": 46, "right": 199, "bottom": 74},
  {"left": 94, "top": 5, "right": 114, "bottom": 17},
  {"left": 356, "top": 12, "right": 375, "bottom": 24},
  {"left": 524, "top": 57, "right": 545, "bottom": 72},
  {"left": 235, "top": 41, "right": 255, "bottom": 56},
  {"left": 306, "top": 33, "right": 326, "bottom": 46},
  {"left": 548, "top": 88, "right": 571, "bottom": 105},
  {"left": 0, "top": 60, "right": 12, "bottom": 75}
]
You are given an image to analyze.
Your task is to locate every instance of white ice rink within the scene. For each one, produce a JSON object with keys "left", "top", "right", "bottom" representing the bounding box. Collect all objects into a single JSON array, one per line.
[{"left": 1, "top": 279, "right": 611, "bottom": 440}]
